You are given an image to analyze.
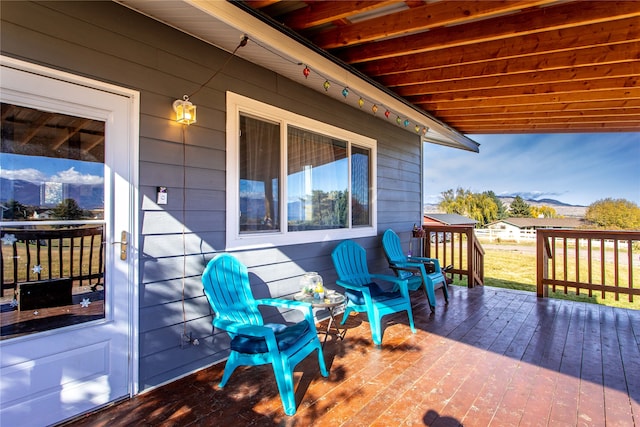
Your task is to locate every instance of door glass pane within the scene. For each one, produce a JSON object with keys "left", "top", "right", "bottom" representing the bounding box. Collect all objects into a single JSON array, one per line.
[
  {"left": 0, "top": 103, "right": 105, "bottom": 339},
  {"left": 287, "top": 126, "right": 348, "bottom": 231},
  {"left": 239, "top": 114, "right": 281, "bottom": 233}
]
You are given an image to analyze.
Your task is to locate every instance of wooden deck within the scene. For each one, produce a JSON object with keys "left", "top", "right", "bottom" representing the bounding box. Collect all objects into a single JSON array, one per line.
[{"left": 64, "top": 286, "right": 640, "bottom": 427}]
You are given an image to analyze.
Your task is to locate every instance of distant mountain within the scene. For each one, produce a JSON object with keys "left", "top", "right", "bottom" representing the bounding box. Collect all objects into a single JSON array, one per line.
[
  {"left": 526, "top": 198, "right": 574, "bottom": 207},
  {"left": 497, "top": 196, "right": 586, "bottom": 217},
  {"left": 497, "top": 196, "right": 584, "bottom": 208},
  {"left": 0, "top": 178, "right": 41, "bottom": 205},
  {"left": 424, "top": 195, "right": 587, "bottom": 218}
]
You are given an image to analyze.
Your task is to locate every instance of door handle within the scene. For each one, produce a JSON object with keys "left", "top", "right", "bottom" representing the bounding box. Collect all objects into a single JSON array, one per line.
[{"left": 111, "top": 231, "right": 128, "bottom": 260}]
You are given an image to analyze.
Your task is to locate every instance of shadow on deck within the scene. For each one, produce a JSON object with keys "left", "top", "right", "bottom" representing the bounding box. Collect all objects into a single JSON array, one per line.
[{"left": 64, "top": 285, "right": 640, "bottom": 426}]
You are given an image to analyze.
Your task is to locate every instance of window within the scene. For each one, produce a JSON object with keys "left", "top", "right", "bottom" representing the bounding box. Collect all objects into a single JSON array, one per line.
[{"left": 227, "top": 92, "right": 376, "bottom": 248}]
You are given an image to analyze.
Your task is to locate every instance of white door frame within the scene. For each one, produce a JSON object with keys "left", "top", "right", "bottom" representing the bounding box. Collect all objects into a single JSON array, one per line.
[{"left": 0, "top": 55, "right": 140, "bottom": 422}]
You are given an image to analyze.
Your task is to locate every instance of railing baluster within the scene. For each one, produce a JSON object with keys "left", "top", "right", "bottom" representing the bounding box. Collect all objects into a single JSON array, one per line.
[
  {"left": 628, "top": 239, "right": 634, "bottom": 303},
  {"left": 600, "top": 238, "right": 605, "bottom": 299},
  {"left": 587, "top": 239, "right": 593, "bottom": 298},
  {"left": 575, "top": 237, "right": 580, "bottom": 296},
  {"left": 614, "top": 239, "right": 619, "bottom": 301}
]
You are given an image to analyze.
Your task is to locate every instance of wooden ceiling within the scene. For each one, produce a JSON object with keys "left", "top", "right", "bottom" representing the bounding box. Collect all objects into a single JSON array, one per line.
[{"left": 240, "top": 0, "right": 640, "bottom": 134}]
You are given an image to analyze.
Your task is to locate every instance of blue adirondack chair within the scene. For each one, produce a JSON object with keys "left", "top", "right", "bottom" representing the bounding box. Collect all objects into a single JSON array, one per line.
[
  {"left": 382, "top": 228, "right": 449, "bottom": 312},
  {"left": 201, "top": 253, "right": 329, "bottom": 416},
  {"left": 331, "top": 240, "right": 416, "bottom": 345}
]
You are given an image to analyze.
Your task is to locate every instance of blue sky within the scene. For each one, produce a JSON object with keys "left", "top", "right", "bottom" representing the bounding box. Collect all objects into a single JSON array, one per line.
[
  {"left": 0, "top": 153, "right": 103, "bottom": 185},
  {"left": 423, "top": 133, "right": 640, "bottom": 207}
]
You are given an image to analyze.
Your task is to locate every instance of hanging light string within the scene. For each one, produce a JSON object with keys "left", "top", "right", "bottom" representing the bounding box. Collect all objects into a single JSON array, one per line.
[
  {"left": 182, "top": 32, "right": 429, "bottom": 133},
  {"left": 187, "top": 35, "right": 249, "bottom": 100},
  {"left": 247, "top": 36, "right": 429, "bottom": 135}
]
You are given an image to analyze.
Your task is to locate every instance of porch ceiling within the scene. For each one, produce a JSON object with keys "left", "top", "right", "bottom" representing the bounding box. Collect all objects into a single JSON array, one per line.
[{"left": 240, "top": 0, "right": 640, "bottom": 135}]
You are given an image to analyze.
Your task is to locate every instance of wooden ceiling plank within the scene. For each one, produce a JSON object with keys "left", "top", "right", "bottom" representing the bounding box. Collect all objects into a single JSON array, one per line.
[
  {"left": 456, "top": 122, "right": 640, "bottom": 133},
  {"left": 83, "top": 135, "right": 105, "bottom": 153},
  {"left": 279, "top": 0, "right": 398, "bottom": 30},
  {"left": 310, "top": 0, "right": 557, "bottom": 49},
  {"left": 425, "top": 98, "right": 640, "bottom": 112},
  {"left": 388, "top": 62, "right": 640, "bottom": 97},
  {"left": 1, "top": 104, "right": 18, "bottom": 121},
  {"left": 336, "top": 1, "right": 640, "bottom": 63},
  {"left": 395, "top": 76, "right": 639, "bottom": 101},
  {"left": 360, "top": 17, "right": 640, "bottom": 76},
  {"left": 414, "top": 88, "right": 640, "bottom": 110},
  {"left": 243, "top": 0, "right": 281, "bottom": 9},
  {"left": 439, "top": 108, "right": 640, "bottom": 121},
  {"left": 445, "top": 111, "right": 640, "bottom": 124},
  {"left": 51, "top": 119, "right": 92, "bottom": 150},
  {"left": 17, "top": 112, "right": 55, "bottom": 146},
  {"left": 383, "top": 42, "right": 640, "bottom": 90}
]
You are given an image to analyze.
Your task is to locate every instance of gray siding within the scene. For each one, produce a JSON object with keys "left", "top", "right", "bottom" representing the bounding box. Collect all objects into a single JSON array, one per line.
[{"left": 1, "top": 1, "right": 424, "bottom": 390}]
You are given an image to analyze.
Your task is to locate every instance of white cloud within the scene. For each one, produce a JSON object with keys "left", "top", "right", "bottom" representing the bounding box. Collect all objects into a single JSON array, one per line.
[
  {"left": 50, "top": 167, "right": 103, "bottom": 185},
  {"left": 0, "top": 168, "right": 47, "bottom": 183},
  {"left": 0, "top": 166, "right": 103, "bottom": 185}
]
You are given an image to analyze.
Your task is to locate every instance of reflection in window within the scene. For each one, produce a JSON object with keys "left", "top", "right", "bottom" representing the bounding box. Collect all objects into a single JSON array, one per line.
[
  {"left": 1, "top": 103, "right": 106, "bottom": 339},
  {"left": 287, "top": 127, "right": 347, "bottom": 231},
  {"left": 228, "top": 92, "right": 376, "bottom": 247},
  {"left": 237, "top": 117, "right": 374, "bottom": 236}
]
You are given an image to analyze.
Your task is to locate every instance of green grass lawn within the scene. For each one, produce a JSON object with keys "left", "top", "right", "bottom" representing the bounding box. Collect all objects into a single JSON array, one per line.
[{"left": 450, "top": 241, "right": 639, "bottom": 310}]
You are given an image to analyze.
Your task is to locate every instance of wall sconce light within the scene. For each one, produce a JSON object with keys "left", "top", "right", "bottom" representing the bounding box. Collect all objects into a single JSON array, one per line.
[{"left": 173, "top": 95, "right": 196, "bottom": 125}]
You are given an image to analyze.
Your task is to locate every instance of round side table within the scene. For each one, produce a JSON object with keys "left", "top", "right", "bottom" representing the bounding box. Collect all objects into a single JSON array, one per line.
[{"left": 294, "top": 291, "right": 347, "bottom": 345}]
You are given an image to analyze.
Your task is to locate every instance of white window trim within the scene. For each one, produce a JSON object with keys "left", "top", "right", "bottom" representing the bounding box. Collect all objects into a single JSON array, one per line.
[{"left": 226, "top": 92, "right": 377, "bottom": 250}]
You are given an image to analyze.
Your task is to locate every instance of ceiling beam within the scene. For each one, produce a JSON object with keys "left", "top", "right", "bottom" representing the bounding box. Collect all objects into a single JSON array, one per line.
[
  {"left": 361, "top": 17, "right": 640, "bottom": 77},
  {"left": 310, "top": 0, "right": 556, "bottom": 49},
  {"left": 386, "top": 42, "right": 639, "bottom": 91},
  {"left": 457, "top": 121, "right": 640, "bottom": 133},
  {"left": 278, "top": 0, "right": 398, "bottom": 30},
  {"left": 398, "top": 77, "right": 638, "bottom": 104},
  {"left": 387, "top": 63, "right": 640, "bottom": 96},
  {"left": 445, "top": 109, "right": 640, "bottom": 122},
  {"left": 335, "top": 1, "right": 640, "bottom": 63},
  {"left": 413, "top": 88, "right": 640, "bottom": 110},
  {"left": 433, "top": 99, "right": 640, "bottom": 117}
]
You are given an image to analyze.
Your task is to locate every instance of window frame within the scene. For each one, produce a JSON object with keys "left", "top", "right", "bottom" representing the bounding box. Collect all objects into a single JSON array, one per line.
[{"left": 226, "top": 92, "right": 377, "bottom": 249}]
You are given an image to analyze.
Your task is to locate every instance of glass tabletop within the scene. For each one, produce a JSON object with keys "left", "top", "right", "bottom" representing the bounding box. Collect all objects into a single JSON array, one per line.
[{"left": 293, "top": 291, "right": 345, "bottom": 307}]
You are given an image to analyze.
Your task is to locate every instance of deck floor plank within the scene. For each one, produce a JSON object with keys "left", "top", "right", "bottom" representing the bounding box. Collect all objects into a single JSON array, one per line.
[{"left": 63, "top": 286, "right": 640, "bottom": 427}]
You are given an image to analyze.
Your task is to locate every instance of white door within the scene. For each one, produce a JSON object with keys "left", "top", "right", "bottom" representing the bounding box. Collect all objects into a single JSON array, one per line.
[{"left": 0, "top": 58, "right": 138, "bottom": 426}]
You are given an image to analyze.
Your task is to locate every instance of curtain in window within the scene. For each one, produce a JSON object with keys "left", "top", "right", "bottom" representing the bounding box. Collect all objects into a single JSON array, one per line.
[{"left": 239, "top": 115, "right": 280, "bottom": 232}]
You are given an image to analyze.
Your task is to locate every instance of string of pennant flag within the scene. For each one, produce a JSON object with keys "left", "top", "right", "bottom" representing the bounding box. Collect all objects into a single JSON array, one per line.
[
  {"left": 300, "top": 63, "right": 429, "bottom": 136},
  {"left": 244, "top": 35, "right": 429, "bottom": 136}
]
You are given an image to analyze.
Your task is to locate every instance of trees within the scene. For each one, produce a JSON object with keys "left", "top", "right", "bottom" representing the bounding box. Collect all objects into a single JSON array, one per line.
[
  {"left": 509, "top": 195, "right": 532, "bottom": 218},
  {"left": 485, "top": 191, "right": 508, "bottom": 220},
  {"left": 585, "top": 198, "right": 640, "bottom": 230},
  {"left": 2, "top": 199, "right": 28, "bottom": 220},
  {"left": 530, "top": 205, "right": 558, "bottom": 218},
  {"left": 437, "top": 187, "right": 503, "bottom": 226},
  {"left": 52, "top": 198, "right": 83, "bottom": 220}
]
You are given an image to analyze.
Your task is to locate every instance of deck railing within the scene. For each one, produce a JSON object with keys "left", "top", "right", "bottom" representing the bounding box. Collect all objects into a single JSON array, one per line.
[
  {"left": 415, "top": 225, "right": 484, "bottom": 287},
  {"left": 1, "top": 225, "right": 105, "bottom": 309},
  {"left": 536, "top": 229, "right": 640, "bottom": 301}
]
